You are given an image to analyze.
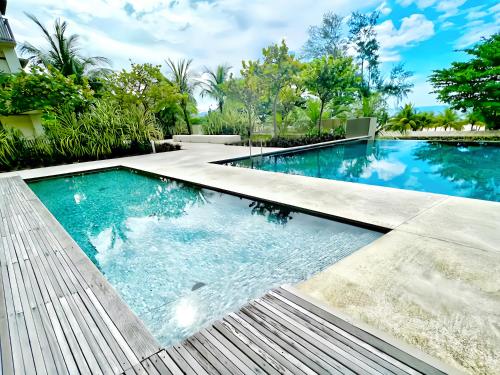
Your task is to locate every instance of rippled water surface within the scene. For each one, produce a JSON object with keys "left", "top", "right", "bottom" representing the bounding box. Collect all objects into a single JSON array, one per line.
[
  {"left": 30, "top": 169, "right": 381, "bottom": 346},
  {"left": 229, "top": 140, "right": 500, "bottom": 201}
]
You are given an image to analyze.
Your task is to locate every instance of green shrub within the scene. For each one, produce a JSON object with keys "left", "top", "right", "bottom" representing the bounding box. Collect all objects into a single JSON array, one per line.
[
  {"left": 0, "top": 99, "right": 179, "bottom": 172},
  {"left": 202, "top": 105, "right": 247, "bottom": 135}
]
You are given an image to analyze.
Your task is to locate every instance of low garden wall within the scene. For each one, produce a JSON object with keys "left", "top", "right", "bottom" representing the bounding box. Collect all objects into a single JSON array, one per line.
[{"left": 173, "top": 135, "right": 241, "bottom": 144}]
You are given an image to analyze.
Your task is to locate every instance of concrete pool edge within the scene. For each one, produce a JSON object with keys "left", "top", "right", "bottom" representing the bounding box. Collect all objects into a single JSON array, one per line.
[
  {"left": 212, "top": 135, "right": 371, "bottom": 164},
  {"left": 2, "top": 142, "right": 499, "bottom": 374}
]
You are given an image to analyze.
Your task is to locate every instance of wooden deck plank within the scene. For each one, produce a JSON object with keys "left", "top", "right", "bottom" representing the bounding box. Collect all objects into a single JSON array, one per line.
[
  {"left": 265, "top": 292, "right": 409, "bottom": 375},
  {"left": 190, "top": 333, "right": 245, "bottom": 375},
  {"left": 254, "top": 298, "right": 379, "bottom": 374},
  {"left": 240, "top": 305, "right": 347, "bottom": 375},
  {"left": 156, "top": 349, "right": 185, "bottom": 375},
  {"left": 167, "top": 345, "right": 201, "bottom": 374},
  {"left": 150, "top": 352, "right": 174, "bottom": 375}
]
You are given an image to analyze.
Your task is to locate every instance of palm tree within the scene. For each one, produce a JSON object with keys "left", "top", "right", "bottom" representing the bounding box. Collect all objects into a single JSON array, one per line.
[
  {"left": 198, "top": 64, "right": 231, "bottom": 113},
  {"left": 386, "top": 103, "right": 419, "bottom": 134},
  {"left": 166, "top": 58, "right": 196, "bottom": 134},
  {"left": 464, "top": 111, "right": 485, "bottom": 131},
  {"left": 20, "top": 14, "right": 110, "bottom": 82},
  {"left": 437, "top": 108, "right": 460, "bottom": 131}
]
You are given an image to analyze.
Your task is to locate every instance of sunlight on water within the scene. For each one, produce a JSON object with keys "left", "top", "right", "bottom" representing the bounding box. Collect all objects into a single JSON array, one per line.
[{"left": 29, "top": 169, "right": 381, "bottom": 346}]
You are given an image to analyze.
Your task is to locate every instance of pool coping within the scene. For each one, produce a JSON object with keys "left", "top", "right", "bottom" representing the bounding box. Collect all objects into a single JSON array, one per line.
[
  {"left": 212, "top": 135, "right": 371, "bottom": 164},
  {"left": 2, "top": 140, "right": 498, "bottom": 374}
]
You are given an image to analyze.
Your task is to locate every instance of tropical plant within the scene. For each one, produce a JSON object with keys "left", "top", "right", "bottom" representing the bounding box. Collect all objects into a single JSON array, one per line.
[
  {"left": 299, "top": 99, "right": 329, "bottom": 131},
  {"left": 302, "top": 12, "right": 346, "bottom": 59},
  {"left": 463, "top": 111, "right": 485, "bottom": 131},
  {"left": 302, "top": 56, "right": 359, "bottom": 134},
  {"left": 198, "top": 64, "right": 231, "bottom": 112},
  {"left": 166, "top": 58, "right": 197, "bottom": 134},
  {"left": 429, "top": 33, "right": 500, "bottom": 129},
  {"left": 436, "top": 108, "right": 461, "bottom": 131},
  {"left": 0, "top": 66, "right": 93, "bottom": 115},
  {"left": 202, "top": 103, "right": 247, "bottom": 135},
  {"left": 20, "top": 14, "right": 110, "bottom": 83},
  {"left": 385, "top": 104, "right": 420, "bottom": 133},
  {"left": 260, "top": 40, "right": 302, "bottom": 136}
]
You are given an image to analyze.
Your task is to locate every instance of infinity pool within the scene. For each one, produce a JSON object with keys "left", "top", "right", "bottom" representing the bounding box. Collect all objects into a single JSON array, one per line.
[
  {"left": 228, "top": 140, "right": 500, "bottom": 202},
  {"left": 29, "top": 169, "right": 381, "bottom": 346}
]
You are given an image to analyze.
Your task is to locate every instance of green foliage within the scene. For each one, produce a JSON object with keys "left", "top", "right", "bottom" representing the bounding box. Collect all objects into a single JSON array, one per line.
[
  {"left": 385, "top": 103, "right": 420, "bottom": 133},
  {"left": 242, "top": 133, "right": 344, "bottom": 148},
  {"left": 383, "top": 63, "right": 414, "bottom": 105},
  {"left": 436, "top": 108, "right": 462, "bottom": 131},
  {"left": 260, "top": 39, "right": 302, "bottom": 135},
  {"left": 225, "top": 61, "right": 266, "bottom": 135},
  {"left": 0, "top": 98, "right": 178, "bottom": 171},
  {"left": 302, "top": 56, "right": 359, "bottom": 134},
  {"left": 106, "top": 63, "right": 183, "bottom": 113},
  {"left": 303, "top": 12, "right": 345, "bottom": 59},
  {"left": 0, "top": 66, "right": 93, "bottom": 115},
  {"left": 348, "top": 11, "right": 380, "bottom": 91},
  {"left": 385, "top": 104, "right": 466, "bottom": 134},
  {"left": 198, "top": 64, "right": 231, "bottom": 112},
  {"left": 20, "top": 14, "right": 110, "bottom": 83},
  {"left": 202, "top": 103, "right": 247, "bottom": 135},
  {"left": 166, "top": 58, "right": 197, "bottom": 134},
  {"left": 429, "top": 33, "right": 500, "bottom": 129}
]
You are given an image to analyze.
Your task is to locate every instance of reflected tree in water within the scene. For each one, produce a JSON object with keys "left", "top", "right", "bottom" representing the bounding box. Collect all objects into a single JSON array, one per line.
[
  {"left": 414, "top": 142, "right": 499, "bottom": 201},
  {"left": 248, "top": 201, "right": 293, "bottom": 225}
]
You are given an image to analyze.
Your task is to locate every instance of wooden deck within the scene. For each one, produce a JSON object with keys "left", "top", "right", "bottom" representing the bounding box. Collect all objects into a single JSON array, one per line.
[{"left": 0, "top": 175, "right": 454, "bottom": 374}]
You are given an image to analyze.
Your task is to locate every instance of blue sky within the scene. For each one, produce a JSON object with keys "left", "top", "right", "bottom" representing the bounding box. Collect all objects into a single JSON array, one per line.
[{"left": 5, "top": 0, "right": 499, "bottom": 111}]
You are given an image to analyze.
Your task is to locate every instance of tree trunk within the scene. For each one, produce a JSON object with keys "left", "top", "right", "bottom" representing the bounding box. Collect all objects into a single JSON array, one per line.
[
  {"left": 182, "top": 103, "right": 192, "bottom": 135},
  {"left": 219, "top": 99, "right": 224, "bottom": 113},
  {"left": 360, "top": 58, "right": 364, "bottom": 86},
  {"left": 272, "top": 94, "right": 278, "bottom": 137},
  {"left": 318, "top": 101, "right": 324, "bottom": 136}
]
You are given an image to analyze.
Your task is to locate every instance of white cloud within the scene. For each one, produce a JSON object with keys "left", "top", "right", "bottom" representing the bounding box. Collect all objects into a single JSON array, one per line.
[
  {"left": 375, "top": 14, "right": 435, "bottom": 62},
  {"left": 8, "top": 0, "right": 381, "bottom": 72},
  {"left": 377, "top": 1, "right": 392, "bottom": 15},
  {"left": 440, "top": 21, "right": 454, "bottom": 30},
  {"left": 436, "top": 0, "right": 467, "bottom": 19},
  {"left": 396, "top": 0, "right": 437, "bottom": 9},
  {"left": 454, "top": 3, "right": 500, "bottom": 48}
]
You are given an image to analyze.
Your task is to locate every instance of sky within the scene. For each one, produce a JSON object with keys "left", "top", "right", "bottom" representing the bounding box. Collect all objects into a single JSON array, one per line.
[{"left": 5, "top": 0, "right": 499, "bottom": 112}]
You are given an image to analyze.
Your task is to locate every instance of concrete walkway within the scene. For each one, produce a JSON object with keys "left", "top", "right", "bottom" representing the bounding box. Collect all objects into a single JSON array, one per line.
[{"left": 2, "top": 141, "right": 499, "bottom": 374}]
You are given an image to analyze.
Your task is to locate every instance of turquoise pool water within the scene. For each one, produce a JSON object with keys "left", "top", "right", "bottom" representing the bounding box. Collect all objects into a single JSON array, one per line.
[
  {"left": 228, "top": 140, "right": 500, "bottom": 202},
  {"left": 29, "top": 169, "right": 381, "bottom": 347}
]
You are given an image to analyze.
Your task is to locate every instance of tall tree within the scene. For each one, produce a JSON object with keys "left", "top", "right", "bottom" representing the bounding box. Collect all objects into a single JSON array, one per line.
[
  {"left": 106, "top": 63, "right": 182, "bottom": 114},
  {"left": 302, "top": 56, "right": 359, "bottom": 135},
  {"left": 261, "top": 40, "right": 302, "bottom": 136},
  {"left": 383, "top": 63, "right": 414, "bottom": 105},
  {"left": 198, "top": 64, "right": 231, "bottom": 113},
  {"left": 302, "top": 12, "right": 346, "bottom": 59},
  {"left": 429, "top": 33, "right": 499, "bottom": 129},
  {"left": 348, "top": 11, "right": 380, "bottom": 92},
  {"left": 225, "top": 61, "right": 265, "bottom": 142},
  {"left": 166, "top": 58, "right": 197, "bottom": 134},
  {"left": 20, "top": 14, "right": 110, "bottom": 83}
]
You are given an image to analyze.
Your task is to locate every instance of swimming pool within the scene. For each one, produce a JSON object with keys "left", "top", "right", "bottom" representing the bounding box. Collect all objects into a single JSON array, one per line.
[
  {"left": 29, "top": 169, "right": 381, "bottom": 347},
  {"left": 227, "top": 140, "right": 500, "bottom": 202}
]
